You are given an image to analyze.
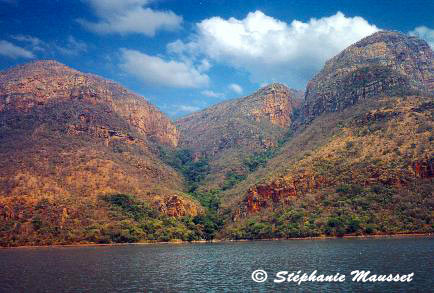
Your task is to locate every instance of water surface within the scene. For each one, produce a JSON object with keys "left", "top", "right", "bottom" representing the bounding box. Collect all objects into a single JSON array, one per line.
[{"left": 0, "top": 237, "right": 433, "bottom": 292}]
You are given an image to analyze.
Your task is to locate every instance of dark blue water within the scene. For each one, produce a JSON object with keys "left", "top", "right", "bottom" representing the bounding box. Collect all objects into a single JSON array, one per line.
[{"left": 0, "top": 237, "right": 432, "bottom": 292}]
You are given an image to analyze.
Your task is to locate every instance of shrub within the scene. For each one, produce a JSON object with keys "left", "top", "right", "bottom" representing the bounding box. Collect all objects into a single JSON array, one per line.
[
  {"left": 346, "top": 218, "right": 361, "bottom": 234},
  {"left": 244, "top": 149, "right": 275, "bottom": 172},
  {"left": 222, "top": 172, "right": 246, "bottom": 190},
  {"left": 365, "top": 224, "right": 377, "bottom": 234},
  {"left": 102, "top": 194, "right": 158, "bottom": 221}
]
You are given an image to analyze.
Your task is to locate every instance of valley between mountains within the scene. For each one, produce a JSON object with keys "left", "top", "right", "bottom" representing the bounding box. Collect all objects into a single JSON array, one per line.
[{"left": 0, "top": 31, "right": 432, "bottom": 246}]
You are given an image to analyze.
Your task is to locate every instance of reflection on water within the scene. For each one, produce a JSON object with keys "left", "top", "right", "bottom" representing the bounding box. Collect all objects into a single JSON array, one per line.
[{"left": 0, "top": 237, "right": 432, "bottom": 292}]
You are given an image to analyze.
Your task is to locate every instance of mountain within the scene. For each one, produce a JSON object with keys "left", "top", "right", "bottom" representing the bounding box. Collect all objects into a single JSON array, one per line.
[
  {"left": 219, "top": 31, "right": 433, "bottom": 239},
  {"left": 0, "top": 61, "right": 205, "bottom": 246},
  {"left": 301, "top": 31, "right": 433, "bottom": 125},
  {"left": 176, "top": 83, "right": 303, "bottom": 191}
]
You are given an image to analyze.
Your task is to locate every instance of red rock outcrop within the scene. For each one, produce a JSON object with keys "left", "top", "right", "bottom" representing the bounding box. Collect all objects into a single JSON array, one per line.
[
  {"left": 412, "top": 159, "right": 434, "bottom": 178},
  {"left": 240, "top": 173, "right": 329, "bottom": 215}
]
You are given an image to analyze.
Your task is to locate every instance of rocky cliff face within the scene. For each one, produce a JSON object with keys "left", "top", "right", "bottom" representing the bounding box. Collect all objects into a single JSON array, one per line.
[
  {"left": 248, "top": 84, "right": 303, "bottom": 128},
  {"left": 301, "top": 31, "right": 433, "bottom": 125},
  {"left": 225, "top": 95, "right": 433, "bottom": 237}
]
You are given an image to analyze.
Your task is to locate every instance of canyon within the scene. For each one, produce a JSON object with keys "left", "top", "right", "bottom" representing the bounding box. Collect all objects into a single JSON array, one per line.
[{"left": 0, "top": 31, "right": 432, "bottom": 246}]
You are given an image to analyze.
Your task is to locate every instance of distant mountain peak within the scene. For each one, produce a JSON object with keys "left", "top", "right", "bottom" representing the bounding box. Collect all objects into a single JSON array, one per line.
[{"left": 301, "top": 30, "right": 433, "bottom": 124}]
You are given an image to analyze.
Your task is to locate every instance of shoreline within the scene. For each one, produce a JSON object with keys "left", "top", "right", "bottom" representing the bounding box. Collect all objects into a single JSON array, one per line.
[{"left": 1, "top": 232, "right": 432, "bottom": 249}]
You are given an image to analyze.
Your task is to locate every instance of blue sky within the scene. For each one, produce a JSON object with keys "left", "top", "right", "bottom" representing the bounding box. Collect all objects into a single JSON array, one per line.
[{"left": 0, "top": 0, "right": 433, "bottom": 118}]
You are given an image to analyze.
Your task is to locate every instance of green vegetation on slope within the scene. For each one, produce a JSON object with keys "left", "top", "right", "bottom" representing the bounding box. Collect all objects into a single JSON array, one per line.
[
  {"left": 158, "top": 147, "right": 226, "bottom": 239},
  {"left": 97, "top": 194, "right": 205, "bottom": 242},
  {"left": 226, "top": 181, "right": 433, "bottom": 239},
  {"left": 158, "top": 147, "right": 210, "bottom": 192},
  {"left": 0, "top": 194, "right": 219, "bottom": 246}
]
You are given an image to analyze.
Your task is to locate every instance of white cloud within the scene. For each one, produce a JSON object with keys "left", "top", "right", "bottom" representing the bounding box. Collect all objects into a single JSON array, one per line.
[
  {"left": 168, "top": 11, "right": 379, "bottom": 88},
  {"left": 201, "top": 90, "right": 224, "bottom": 98},
  {"left": 119, "top": 49, "right": 209, "bottom": 88},
  {"left": 11, "top": 35, "right": 42, "bottom": 47},
  {"left": 409, "top": 26, "right": 434, "bottom": 49},
  {"left": 79, "top": 0, "right": 182, "bottom": 36},
  {"left": 9, "top": 35, "right": 88, "bottom": 56},
  {"left": 229, "top": 83, "right": 243, "bottom": 94},
  {"left": 0, "top": 40, "right": 34, "bottom": 59},
  {"left": 197, "top": 59, "right": 211, "bottom": 72},
  {"left": 177, "top": 105, "right": 200, "bottom": 113},
  {"left": 161, "top": 103, "right": 201, "bottom": 117},
  {"left": 11, "top": 34, "right": 46, "bottom": 52},
  {"left": 55, "top": 36, "right": 88, "bottom": 56}
]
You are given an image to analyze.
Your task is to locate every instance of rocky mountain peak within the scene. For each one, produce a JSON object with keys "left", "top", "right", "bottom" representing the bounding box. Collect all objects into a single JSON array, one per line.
[
  {"left": 176, "top": 83, "right": 303, "bottom": 190},
  {"left": 0, "top": 60, "right": 179, "bottom": 147},
  {"left": 245, "top": 83, "right": 303, "bottom": 128},
  {"left": 301, "top": 30, "right": 433, "bottom": 124},
  {"left": 0, "top": 61, "right": 200, "bottom": 225},
  {"left": 177, "top": 83, "right": 303, "bottom": 156}
]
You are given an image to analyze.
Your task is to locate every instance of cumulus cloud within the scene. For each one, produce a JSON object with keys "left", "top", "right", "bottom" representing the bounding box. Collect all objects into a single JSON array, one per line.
[
  {"left": 409, "top": 26, "right": 434, "bottom": 49},
  {"left": 168, "top": 11, "right": 379, "bottom": 88},
  {"left": 229, "top": 83, "right": 243, "bottom": 94},
  {"left": 119, "top": 49, "right": 209, "bottom": 88},
  {"left": 0, "top": 40, "right": 34, "bottom": 59},
  {"left": 201, "top": 90, "right": 224, "bottom": 98},
  {"left": 79, "top": 0, "right": 182, "bottom": 36}
]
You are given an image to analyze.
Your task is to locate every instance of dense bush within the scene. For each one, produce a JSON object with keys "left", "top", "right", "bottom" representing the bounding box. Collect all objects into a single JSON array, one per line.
[
  {"left": 96, "top": 194, "right": 206, "bottom": 243},
  {"left": 222, "top": 172, "right": 246, "bottom": 190},
  {"left": 244, "top": 149, "right": 275, "bottom": 172},
  {"left": 159, "top": 147, "right": 210, "bottom": 192},
  {"left": 227, "top": 181, "right": 433, "bottom": 240}
]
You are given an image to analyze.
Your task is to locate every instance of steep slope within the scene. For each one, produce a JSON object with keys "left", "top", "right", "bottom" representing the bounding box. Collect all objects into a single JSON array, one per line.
[
  {"left": 176, "top": 83, "right": 303, "bottom": 191},
  {"left": 0, "top": 61, "right": 204, "bottom": 246},
  {"left": 220, "top": 31, "right": 433, "bottom": 239}
]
